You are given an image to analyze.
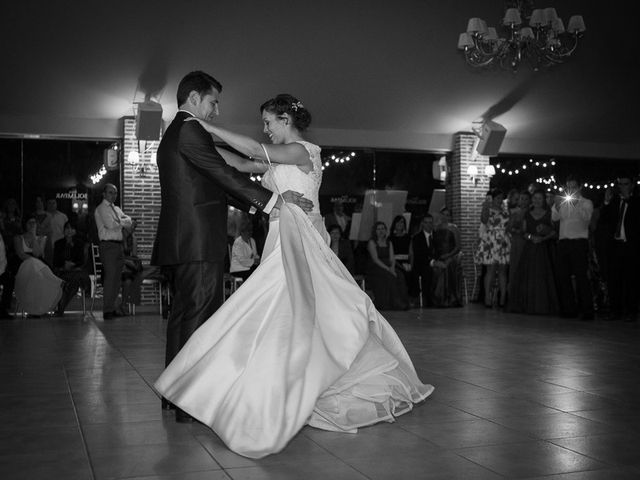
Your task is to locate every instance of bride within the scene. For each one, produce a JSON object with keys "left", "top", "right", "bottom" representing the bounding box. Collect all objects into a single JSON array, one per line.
[{"left": 154, "top": 94, "right": 433, "bottom": 459}]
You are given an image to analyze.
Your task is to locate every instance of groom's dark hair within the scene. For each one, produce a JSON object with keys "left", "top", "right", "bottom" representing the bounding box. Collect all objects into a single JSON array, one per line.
[{"left": 176, "top": 71, "right": 222, "bottom": 107}]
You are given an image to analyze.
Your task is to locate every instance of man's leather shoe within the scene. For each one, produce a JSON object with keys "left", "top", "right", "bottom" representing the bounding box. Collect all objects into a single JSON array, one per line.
[
  {"left": 175, "top": 409, "right": 193, "bottom": 423},
  {"left": 103, "top": 311, "right": 116, "bottom": 320}
]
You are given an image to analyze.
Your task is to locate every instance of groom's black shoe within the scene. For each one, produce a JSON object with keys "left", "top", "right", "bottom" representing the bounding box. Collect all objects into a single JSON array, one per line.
[
  {"left": 161, "top": 398, "right": 175, "bottom": 411},
  {"left": 175, "top": 408, "right": 193, "bottom": 424}
]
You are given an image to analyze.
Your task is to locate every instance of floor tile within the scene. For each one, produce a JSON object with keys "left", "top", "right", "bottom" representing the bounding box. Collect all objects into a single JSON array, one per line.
[
  {"left": 550, "top": 433, "right": 640, "bottom": 466},
  {"left": 88, "top": 443, "right": 221, "bottom": 479},
  {"left": 456, "top": 440, "right": 607, "bottom": 478},
  {"left": 402, "top": 418, "right": 531, "bottom": 449}
]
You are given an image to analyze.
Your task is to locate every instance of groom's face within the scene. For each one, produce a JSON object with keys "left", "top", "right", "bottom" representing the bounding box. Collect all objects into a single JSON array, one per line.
[{"left": 193, "top": 88, "right": 220, "bottom": 121}]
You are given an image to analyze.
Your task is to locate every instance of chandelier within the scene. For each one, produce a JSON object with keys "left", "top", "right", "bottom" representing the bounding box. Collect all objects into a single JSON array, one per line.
[{"left": 457, "top": 1, "right": 585, "bottom": 72}]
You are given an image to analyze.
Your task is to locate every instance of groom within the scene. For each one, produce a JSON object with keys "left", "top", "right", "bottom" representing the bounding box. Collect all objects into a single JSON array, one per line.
[{"left": 152, "top": 70, "right": 312, "bottom": 422}]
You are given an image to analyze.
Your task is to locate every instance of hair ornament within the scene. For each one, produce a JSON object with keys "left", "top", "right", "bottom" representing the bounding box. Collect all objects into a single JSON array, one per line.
[{"left": 291, "top": 101, "right": 304, "bottom": 111}]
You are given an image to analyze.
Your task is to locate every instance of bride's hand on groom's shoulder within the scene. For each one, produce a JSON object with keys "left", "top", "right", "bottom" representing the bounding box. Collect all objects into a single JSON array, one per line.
[
  {"left": 184, "top": 117, "right": 215, "bottom": 133},
  {"left": 277, "top": 191, "right": 313, "bottom": 212}
]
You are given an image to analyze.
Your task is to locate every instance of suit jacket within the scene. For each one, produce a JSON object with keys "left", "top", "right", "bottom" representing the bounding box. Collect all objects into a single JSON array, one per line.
[
  {"left": 334, "top": 238, "right": 355, "bottom": 273},
  {"left": 410, "top": 230, "right": 435, "bottom": 276},
  {"left": 601, "top": 195, "right": 640, "bottom": 247},
  {"left": 152, "top": 112, "right": 274, "bottom": 265},
  {"left": 324, "top": 213, "right": 351, "bottom": 238},
  {"left": 53, "top": 236, "right": 86, "bottom": 270}
]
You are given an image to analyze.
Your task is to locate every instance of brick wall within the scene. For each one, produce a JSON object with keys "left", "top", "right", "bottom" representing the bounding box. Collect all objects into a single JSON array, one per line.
[
  {"left": 446, "top": 132, "right": 491, "bottom": 296},
  {"left": 122, "top": 117, "right": 162, "bottom": 305}
]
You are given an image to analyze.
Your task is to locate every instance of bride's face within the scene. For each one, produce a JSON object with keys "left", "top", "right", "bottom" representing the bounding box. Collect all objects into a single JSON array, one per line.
[{"left": 262, "top": 111, "right": 287, "bottom": 144}]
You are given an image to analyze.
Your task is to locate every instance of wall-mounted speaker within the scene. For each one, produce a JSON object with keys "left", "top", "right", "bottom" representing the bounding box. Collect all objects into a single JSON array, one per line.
[
  {"left": 476, "top": 120, "right": 506, "bottom": 156},
  {"left": 135, "top": 101, "right": 163, "bottom": 141}
]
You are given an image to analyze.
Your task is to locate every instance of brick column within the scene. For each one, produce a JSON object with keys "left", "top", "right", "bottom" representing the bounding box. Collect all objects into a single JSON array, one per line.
[
  {"left": 122, "top": 117, "right": 162, "bottom": 305},
  {"left": 446, "top": 132, "right": 491, "bottom": 297}
]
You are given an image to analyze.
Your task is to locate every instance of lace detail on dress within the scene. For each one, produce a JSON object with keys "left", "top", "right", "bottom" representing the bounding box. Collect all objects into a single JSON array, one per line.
[{"left": 261, "top": 141, "right": 322, "bottom": 219}]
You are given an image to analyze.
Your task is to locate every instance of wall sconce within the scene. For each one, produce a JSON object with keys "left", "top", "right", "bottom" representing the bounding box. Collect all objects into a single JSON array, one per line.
[
  {"left": 467, "top": 164, "right": 480, "bottom": 186},
  {"left": 127, "top": 150, "right": 144, "bottom": 176},
  {"left": 127, "top": 141, "right": 158, "bottom": 177},
  {"left": 484, "top": 165, "right": 496, "bottom": 177}
]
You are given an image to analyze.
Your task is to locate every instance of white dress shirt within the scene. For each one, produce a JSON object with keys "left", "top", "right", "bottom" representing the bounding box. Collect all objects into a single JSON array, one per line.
[
  {"left": 230, "top": 236, "right": 258, "bottom": 273},
  {"left": 551, "top": 196, "right": 593, "bottom": 239},
  {"left": 95, "top": 199, "right": 132, "bottom": 241}
]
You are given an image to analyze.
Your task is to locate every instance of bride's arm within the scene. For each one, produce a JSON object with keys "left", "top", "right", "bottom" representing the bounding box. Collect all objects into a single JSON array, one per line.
[
  {"left": 215, "top": 147, "right": 267, "bottom": 174},
  {"left": 187, "top": 118, "right": 311, "bottom": 169}
]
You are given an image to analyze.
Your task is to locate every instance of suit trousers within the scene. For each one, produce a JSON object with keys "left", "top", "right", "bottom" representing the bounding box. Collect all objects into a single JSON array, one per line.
[
  {"left": 608, "top": 240, "right": 639, "bottom": 316},
  {"left": 556, "top": 239, "right": 593, "bottom": 316},
  {"left": 99, "top": 241, "right": 124, "bottom": 313},
  {"left": 164, "top": 260, "right": 223, "bottom": 366}
]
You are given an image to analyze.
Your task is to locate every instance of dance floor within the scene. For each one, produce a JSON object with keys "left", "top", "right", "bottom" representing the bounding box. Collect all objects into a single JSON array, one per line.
[{"left": 1, "top": 305, "right": 639, "bottom": 480}]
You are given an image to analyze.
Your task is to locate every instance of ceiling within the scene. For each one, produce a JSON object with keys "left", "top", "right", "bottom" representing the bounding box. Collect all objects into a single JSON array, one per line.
[{"left": 1, "top": 0, "right": 638, "bottom": 159}]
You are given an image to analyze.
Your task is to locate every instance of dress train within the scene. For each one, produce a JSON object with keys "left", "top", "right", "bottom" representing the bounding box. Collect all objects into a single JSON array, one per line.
[{"left": 154, "top": 204, "right": 433, "bottom": 458}]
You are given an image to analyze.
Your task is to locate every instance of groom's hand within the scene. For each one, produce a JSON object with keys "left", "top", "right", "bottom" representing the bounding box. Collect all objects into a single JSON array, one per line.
[{"left": 276, "top": 190, "right": 313, "bottom": 212}]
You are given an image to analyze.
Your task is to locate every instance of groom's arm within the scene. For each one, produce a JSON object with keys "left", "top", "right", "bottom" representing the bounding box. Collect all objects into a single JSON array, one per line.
[{"left": 179, "top": 121, "right": 277, "bottom": 214}]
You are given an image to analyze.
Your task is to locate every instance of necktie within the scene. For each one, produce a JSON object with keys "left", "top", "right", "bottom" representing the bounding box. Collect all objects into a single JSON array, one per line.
[
  {"left": 110, "top": 203, "right": 121, "bottom": 225},
  {"left": 615, "top": 199, "right": 627, "bottom": 239}
]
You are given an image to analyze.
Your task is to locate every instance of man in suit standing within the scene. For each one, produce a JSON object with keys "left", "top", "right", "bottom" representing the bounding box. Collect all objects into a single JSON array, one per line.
[
  {"left": 152, "top": 71, "right": 311, "bottom": 422},
  {"left": 324, "top": 199, "right": 351, "bottom": 238},
  {"left": 410, "top": 214, "right": 435, "bottom": 308},
  {"left": 601, "top": 172, "right": 639, "bottom": 321}
]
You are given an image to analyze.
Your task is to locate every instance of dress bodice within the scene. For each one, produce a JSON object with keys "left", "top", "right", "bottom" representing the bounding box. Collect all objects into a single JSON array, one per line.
[
  {"left": 433, "top": 227, "right": 456, "bottom": 258},
  {"left": 261, "top": 141, "right": 322, "bottom": 219},
  {"left": 525, "top": 210, "right": 553, "bottom": 238}
]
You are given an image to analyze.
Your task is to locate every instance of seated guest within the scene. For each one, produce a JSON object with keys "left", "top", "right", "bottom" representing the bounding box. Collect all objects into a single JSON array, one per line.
[
  {"left": 0, "top": 233, "right": 13, "bottom": 319},
  {"left": 230, "top": 221, "right": 260, "bottom": 282},
  {"left": 366, "top": 221, "right": 409, "bottom": 310},
  {"left": 410, "top": 214, "right": 435, "bottom": 307},
  {"left": 14, "top": 217, "right": 63, "bottom": 316},
  {"left": 44, "top": 197, "right": 68, "bottom": 267},
  {"left": 53, "top": 221, "right": 91, "bottom": 316},
  {"left": 328, "top": 224, "right": 355, "bottom": 273},
  {"left": 324, "top": 199, "right": 351, "bottom": 238},
  {"left": 431, "top": 209, "right": 463, "bottom": 307},
  {"left": 32, "top": 195, "right": 52, "bottom": 239}
]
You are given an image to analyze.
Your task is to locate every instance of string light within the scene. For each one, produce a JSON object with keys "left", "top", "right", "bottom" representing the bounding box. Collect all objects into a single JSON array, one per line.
[{"left": 321, "top": 151, "right": 357, "bottom": 171}]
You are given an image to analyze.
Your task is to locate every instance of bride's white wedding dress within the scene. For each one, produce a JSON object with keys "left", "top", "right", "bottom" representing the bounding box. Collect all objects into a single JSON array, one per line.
[{"left": 154, "top": 141, "right": 433, "bottom": 458}]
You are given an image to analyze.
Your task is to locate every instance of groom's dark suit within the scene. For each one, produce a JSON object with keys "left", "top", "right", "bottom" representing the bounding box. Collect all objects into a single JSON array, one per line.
[{"left": 152, "top": 111, "right": 274, "bottom": 366}]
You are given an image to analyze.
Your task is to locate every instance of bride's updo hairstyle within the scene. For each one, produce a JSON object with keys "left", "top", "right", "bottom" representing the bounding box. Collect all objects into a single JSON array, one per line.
[{"left": 260, "top": 94, "right": 311, "bottom": 132}]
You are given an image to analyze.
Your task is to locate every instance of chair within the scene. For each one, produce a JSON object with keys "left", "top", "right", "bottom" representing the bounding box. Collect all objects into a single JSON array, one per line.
[
  {"left": 89, "top": 243, "right": 103, "bottom": 316},
  {"left": 223, "top": 273, "right": 243, "bottom": 301},
  {"left": 127, "top": 273, "right": 170, "bottom": 316}
]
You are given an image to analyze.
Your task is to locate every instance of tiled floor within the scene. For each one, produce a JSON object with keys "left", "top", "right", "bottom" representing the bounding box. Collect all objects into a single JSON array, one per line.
[{"left": 1, "top": 305, "right": 640, "bottom": 479}]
